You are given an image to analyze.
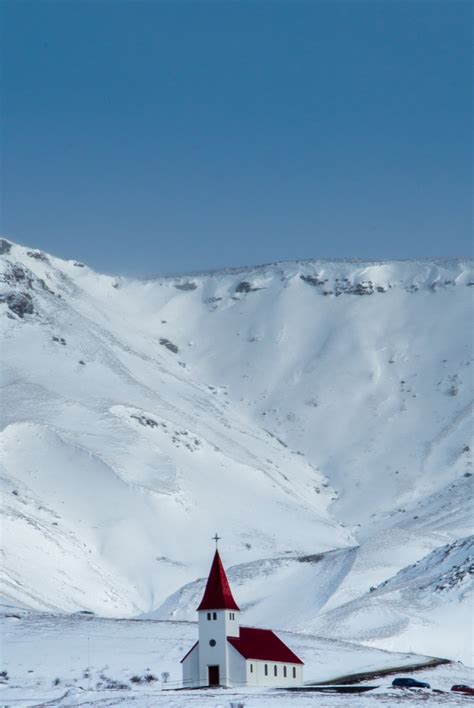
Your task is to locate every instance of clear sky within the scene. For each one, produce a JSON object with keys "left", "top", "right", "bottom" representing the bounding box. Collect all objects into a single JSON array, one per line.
[{"left": 1, "top": 0, "right": 472, "bottom": 276}]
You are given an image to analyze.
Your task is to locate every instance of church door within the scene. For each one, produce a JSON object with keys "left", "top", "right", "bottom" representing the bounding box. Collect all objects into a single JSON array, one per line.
[{"left": 208, "top": 665, "right": 220, "bottom": 686}]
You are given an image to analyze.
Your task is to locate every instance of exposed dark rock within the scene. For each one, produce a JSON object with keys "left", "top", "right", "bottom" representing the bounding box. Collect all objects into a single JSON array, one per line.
[
  {"left": 52, "top": 336, "right": 67, "bottom": 345},
  {"left": 26, "top": 250, "right": 48, "bottom": 262},
  {"left": 1, "top": 264, "right": 33, "bottom": 287},
  {"left": 351, "top": 281, "right": 374, "bottom": 295},
  {"left": 435, "top": 559, "right": 474, "bottom": 592},
  {"left": 304, "top": 276, "right": 382, "bottom": 296},
  {"left": 73, "top": 261, "right": 85, "bottom": 268},
  {"left": 131, "top": 414, "right": 158, "bottom": 428},
  {"left": 79, "top": 360, "right": 86, "bottom": 365},
  {"left": 298, "top": 553, "right": 324, "bottom": 564},
  {"left": 300, "top": 274, "right": 327, "bottom": 287},
  {"left": 37, "top": 278, "right": 54, "bottom": 294},
  {"left": 0, "top": 292, "right": 34, "bottom": 318},
  {"left": 205, "top": 296, "right": 222, "bottom": 304},
  {"left": 174, "top": 281, "right": 197, "bottom": 291},
  {"left": 159, "top": 337, "right": 179, "bottom": 354},
  {"left": 235, "top": 281, "right": 261, "bottom": 293},
  {"left": 0, "top": 239, "right": 12, "bottom": 255}
]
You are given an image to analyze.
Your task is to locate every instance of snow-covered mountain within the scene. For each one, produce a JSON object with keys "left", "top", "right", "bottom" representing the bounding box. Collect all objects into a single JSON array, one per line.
[{"left": 1, "top": 238, "right": 472, "bottom": 662}]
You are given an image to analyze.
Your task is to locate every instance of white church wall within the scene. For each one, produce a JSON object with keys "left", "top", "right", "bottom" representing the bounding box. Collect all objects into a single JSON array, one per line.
[
  {"left": 227, "top": 642, "right": 247, "bottom": 687},
  {"left": 198, "top": 609, "right": 237, "bottom": 686},
  {"left": 245, "top": 659, "right": 258, "bottom": 686},
  {"left": 182, "top": 643, "right": 199, "bottom": 688},
  {"left": 252, "top": 660, "right": 303, "bottom": 686}
]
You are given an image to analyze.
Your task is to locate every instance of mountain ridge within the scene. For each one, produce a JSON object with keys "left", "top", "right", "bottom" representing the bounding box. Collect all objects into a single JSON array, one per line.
[{"left": 0, "top": 237, "right": 472, "bottom": 662}]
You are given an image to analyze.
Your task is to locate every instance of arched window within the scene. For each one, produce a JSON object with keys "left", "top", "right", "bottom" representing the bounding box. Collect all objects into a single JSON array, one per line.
[
  {"left": 212, "top": 612, "right": 217, "bottom": 620},
  {"left": 283, "top": 666, "right": 287, "bottom": 678},
  {"left": 264, "top": 664, "right": 268, "bottom": 676},
  {"left": 207, "top": 612, "right": 211, "bottom": 620},
  {"left": 250, "top": 663, "right": 253, "bottom": 673},
  {"left": 292, "top": 666, "right": 296, "bottom": 678},
  {"left": 274, "top": 665, "right": 278, "bottom": 676}
]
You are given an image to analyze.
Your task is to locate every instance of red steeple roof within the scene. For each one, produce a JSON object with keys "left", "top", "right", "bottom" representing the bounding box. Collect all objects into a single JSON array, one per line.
[{"left": 197, "top": 550, "right": 240, "bottom": 611}]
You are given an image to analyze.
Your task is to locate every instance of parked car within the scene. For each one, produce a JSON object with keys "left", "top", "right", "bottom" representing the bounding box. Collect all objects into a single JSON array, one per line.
[
  {"left": 451, "top": 685, "right": 474, "bottom": 696},
  {"left": 392, "top": 677, "right": 431, "bottom": 689}
]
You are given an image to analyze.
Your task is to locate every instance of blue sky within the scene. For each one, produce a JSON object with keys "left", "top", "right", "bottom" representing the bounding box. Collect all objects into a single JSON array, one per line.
[{"left": 1, "top": 0, "right": 472, "bottom": 275}]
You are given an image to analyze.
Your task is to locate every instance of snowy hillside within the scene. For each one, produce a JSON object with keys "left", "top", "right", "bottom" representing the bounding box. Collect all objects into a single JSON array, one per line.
[
  {"left": 3, "top": 608, "right": 471, "bottom": 706},
  {"left": 0, "top": 238, "right": 472, "bottom": 662}
]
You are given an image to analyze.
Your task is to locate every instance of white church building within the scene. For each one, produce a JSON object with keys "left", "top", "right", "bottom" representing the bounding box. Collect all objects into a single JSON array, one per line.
[{"left": 181, "top": 548, "right": 304, "bottom": 688}]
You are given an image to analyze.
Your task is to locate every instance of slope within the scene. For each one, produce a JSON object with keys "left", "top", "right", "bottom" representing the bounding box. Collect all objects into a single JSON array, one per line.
[{"left": 0, "top": 238, "right": 472, "bottom": 662}]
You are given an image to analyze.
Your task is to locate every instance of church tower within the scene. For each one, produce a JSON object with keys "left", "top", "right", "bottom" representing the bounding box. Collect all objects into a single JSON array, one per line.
[
  {"left": 196, "top": 547, "right": 240, "bottom": 686},
  {"left": 181, "top": 539, "right": 304, "bottom": 688}
]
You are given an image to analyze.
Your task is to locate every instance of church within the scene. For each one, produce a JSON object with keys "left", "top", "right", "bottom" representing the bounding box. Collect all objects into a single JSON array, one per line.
[{"left": 181, "top": 546, "right": 304, "bottom": 688}]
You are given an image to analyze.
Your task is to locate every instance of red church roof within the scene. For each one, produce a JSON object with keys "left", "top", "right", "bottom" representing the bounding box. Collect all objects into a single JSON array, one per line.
[
  {"left": 228, "top": 627, "right": 304, "bottom": 664},
  {"left": 196, "top": 550, "right": 240, "bottom": 611}
]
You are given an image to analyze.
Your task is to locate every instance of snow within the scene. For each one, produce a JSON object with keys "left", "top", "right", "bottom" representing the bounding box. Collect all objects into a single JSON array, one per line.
[
  {"left": 1, "top": 609, "right": 472, "bottom": 706},
  {"left": 0, "top": 238, "right": 473, "bottom": 689}
]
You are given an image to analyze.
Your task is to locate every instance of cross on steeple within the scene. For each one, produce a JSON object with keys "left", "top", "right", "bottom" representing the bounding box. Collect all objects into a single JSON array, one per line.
[{"left": 212, "top": 533, "right": 221, "bottom": 549}]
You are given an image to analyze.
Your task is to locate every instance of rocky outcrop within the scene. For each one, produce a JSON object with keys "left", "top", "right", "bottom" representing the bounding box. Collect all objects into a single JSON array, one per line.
[
  {"left": 0, "top": 292, "right": 35, "bottom": 318},
  {"left": 174, "top": 281, "right": 197, "bottom": 291},
  {"left": 235, "top": 281, "right": 262, "bottom": 293},
  {"left": 159, "top": 337, "right": 179, "bottom": 354},
  {"left": 26, "top": 250, "right": 49, "bottom": 262},
  {"left": 0, "top": 239, "right": 12, "bottom": 255}
]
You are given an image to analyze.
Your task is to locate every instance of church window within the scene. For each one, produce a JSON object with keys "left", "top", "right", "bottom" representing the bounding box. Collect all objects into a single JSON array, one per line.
[
  {"left": 207, "top": 613, "right": 211, "bottom": 620},
  {"left": 283, "top": 666, "right": 287, "bottom": 677},
  {"left": 274, "top": 665, "right": 278, "bottom": 676},
  {"left": 209, "top": 639, "right": 216, "bottom": 647},
  {"left": 213, "top": 612, "right": 217, "bottom": 620},
  {"left": 292, "top": 667, "right": 296, "bottom": 678},
  {"left": 250, "top": 663, "right": 253, "bottom": 673},
  {"left": 264, "top": 664, "right": 268, "bottom": 676}
]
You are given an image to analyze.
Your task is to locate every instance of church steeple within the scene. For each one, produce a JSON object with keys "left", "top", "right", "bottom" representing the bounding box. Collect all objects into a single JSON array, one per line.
[
  {"left": 197, "top": 549, "right": 240, "bottom": 611},
  {"left": 182, "top": 541, "right": 304, "bottom": 688}
]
